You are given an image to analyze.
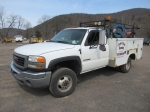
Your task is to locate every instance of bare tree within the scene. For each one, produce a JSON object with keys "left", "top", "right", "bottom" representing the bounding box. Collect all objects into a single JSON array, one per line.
[
  {"left": 0, "top": 6, "right": 19, "bottom": 38},
  {"left": 38, "top": 15, "right": 50, "bottom": 24},
  {"left": 24, "top": 21, "right": 32, "bottom": 39},
  {"left": 0, "top": 6, "right": 5, "bottom": 38},
  {"left": 38, "top": 15, "right": 50, "bottom": 39},
  {"left": 5, "top": 14, "right": 18, "bottom": 37},
  {"left": 17, "top": 16, "right": 25, "bottom": 35}
]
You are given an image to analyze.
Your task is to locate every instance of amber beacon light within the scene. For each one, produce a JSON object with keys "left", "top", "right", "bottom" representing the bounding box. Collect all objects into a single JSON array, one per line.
[{"left": 106, "top": 16, "right": 111, "bottom": 20}]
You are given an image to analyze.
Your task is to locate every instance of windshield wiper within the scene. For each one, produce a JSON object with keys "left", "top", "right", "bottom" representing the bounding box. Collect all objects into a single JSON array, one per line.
[{"left": 56, "top": 40, "right": 69, "bottom": 44}]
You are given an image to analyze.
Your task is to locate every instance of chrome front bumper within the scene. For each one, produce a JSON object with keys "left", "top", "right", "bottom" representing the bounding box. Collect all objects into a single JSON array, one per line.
[{"left": 10, "top": 61, "right": 51, "bottom": 88}]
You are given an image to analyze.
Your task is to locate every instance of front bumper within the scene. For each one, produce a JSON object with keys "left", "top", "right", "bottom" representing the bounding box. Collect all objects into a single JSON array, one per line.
[{"left": 10, "top": 61, "right": 51, "bottom": 88}]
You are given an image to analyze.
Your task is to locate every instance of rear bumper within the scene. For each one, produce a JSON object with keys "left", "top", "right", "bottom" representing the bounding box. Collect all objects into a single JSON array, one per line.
[{"left": 10, "top": 61, "right": 51, "bottom": 88}]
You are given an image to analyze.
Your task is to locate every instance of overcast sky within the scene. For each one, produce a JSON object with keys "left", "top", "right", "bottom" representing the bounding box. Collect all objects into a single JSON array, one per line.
[{"left": 0, "top": 0, "right": 150, "bottom": 27}]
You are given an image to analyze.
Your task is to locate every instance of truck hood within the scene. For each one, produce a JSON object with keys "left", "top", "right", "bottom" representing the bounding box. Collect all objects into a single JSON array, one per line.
[{"left": 14, "top": 42, "right": 75, "bottom": 56}]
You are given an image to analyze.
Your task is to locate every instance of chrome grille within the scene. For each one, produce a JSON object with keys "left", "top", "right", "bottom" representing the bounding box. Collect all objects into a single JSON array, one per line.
[
  {"left": 14, "top": 54, "right": 25, "bottom": 66},
  {"left": 13, "top": 52, "right": 27, "bottom": 69}
]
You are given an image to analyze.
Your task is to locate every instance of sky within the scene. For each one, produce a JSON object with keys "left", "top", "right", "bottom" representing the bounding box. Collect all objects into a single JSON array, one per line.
[{"left": 0, "top": 0, "right": 150, "bottom": 27}]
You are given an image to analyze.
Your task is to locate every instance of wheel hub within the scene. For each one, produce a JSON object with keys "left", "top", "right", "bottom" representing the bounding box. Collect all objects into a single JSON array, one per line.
[{"left": 57, "top": 76, "right": 72, "bottom": 92}]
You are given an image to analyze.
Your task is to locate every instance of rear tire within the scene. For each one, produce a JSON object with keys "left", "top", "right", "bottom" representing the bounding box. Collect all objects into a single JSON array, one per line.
[
  {"left": 49, "top": 68, "right": 77, "bottom": 98},
  {"left": 120, "top": 57, "right": 131, "bottom": 73}
]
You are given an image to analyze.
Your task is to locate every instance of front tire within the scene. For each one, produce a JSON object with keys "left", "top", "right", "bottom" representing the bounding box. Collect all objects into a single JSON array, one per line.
[
  {"left": 120, "top": 57, "right": 131, "bottom": 73},
  {"left": 49, "top": 68, "right": 77, "bottom": 97}
]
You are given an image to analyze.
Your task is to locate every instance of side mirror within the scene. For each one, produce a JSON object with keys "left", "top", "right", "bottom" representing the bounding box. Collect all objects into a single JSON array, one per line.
[
  {"left": 99, "top": 30, "right": 106, "bottom": 51},
  {"left": 99, "top": 30, "right": 106, "bottom": 45}
]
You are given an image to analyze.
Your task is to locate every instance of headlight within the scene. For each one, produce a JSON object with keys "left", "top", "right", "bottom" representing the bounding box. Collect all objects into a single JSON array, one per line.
[
  {"left": 28, "top": 56, "right": 45, "bottom": 63},
  {"left": 28, "top": 56, "right": 45, "bottom": 69}
]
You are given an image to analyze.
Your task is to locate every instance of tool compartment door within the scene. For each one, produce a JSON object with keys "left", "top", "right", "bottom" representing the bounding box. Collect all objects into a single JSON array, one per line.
[
  {"left": 108, "top": 38, "right": 143, "bottom": 67},
  {"left": 115, "top": 40, "right": 128, "bottom": 66},
  {"left": 108, "top": 38, "right": 128, "bottom": 67}
]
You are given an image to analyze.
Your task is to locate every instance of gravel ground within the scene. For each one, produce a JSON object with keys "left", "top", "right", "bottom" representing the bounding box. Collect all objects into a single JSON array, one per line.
[{"left": 0, "top": 43, "right": 150, "bottom": 112}]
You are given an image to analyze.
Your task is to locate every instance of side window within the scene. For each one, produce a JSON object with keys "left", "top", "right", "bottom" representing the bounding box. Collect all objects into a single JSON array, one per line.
[{"left": 85, "top": 30, "right": 99, "bottom": 46}]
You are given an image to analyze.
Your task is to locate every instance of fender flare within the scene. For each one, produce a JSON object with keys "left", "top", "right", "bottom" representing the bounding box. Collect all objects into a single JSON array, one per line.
[
  {"left": 113, "top": 24, "right": 125, "bottom": 38},
  {"left": 48, "top": 56, "right": 82, "bottom": 72}
]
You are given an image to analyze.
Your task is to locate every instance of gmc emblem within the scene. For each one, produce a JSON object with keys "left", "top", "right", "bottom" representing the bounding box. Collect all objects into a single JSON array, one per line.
[{"left": 14, "top": 56, "right": 18, "bottom": 61}]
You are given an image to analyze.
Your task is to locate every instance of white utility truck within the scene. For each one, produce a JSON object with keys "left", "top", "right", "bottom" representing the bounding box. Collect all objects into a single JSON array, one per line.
[
  {"left": 14, "top": 35, "right": 23, "bottom": 42},
  {"left": 10, "top": 17, "right": 143, "bottom": 97}
]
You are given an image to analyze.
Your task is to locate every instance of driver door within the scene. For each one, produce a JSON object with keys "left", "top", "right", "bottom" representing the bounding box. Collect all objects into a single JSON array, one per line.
[{"left": 81, "top": 30, "right": 109, "bottom": 73}]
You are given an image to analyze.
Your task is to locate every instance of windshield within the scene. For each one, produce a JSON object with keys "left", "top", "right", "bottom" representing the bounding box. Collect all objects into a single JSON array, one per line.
[{"left": 51, "top": 29, "right": 87, "bottom": 45}]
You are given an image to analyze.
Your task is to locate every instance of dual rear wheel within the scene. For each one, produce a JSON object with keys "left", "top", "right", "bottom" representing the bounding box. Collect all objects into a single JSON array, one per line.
[{"left": 116, "top": 57, "right": 131, "bottom": 73}]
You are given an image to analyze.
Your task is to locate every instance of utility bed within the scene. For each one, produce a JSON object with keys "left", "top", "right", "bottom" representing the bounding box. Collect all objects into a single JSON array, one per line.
[{"left": 108, "top": 38, "right": 143, "bottom": 67}]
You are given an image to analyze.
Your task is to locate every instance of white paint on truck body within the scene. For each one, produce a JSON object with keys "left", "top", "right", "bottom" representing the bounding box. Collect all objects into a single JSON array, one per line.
[
  {"left": 13, "top": 27, "right": 143, "bottom": 74},
  {"left": 108, "top": 38, "right": 143, "bottom": 67}
]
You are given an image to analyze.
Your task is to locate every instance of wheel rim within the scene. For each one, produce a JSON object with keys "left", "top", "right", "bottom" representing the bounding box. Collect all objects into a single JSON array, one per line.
[
  {"left": 57, "top": 75, "right": 72, "bottom": 92},
  {"left": 126, "top": 59, "right": 130, "bottom": 70}
]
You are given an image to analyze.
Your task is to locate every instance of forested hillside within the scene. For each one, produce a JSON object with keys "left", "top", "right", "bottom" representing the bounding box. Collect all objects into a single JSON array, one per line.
[{"left": 34, "top": 8, "right": 150, "bottom": 40}]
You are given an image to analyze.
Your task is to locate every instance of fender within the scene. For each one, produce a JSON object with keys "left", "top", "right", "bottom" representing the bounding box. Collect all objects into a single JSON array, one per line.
[
  {"left": 48, "top": 56, "right": 82, "bottom": 72},
  {"left": 128, "top": 53, "right": 136, "bottom": 60}
]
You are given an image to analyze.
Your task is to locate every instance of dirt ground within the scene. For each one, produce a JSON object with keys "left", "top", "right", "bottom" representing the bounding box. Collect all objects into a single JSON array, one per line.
[{"left": 0, "top": 43, "right": 150, "bottom": 112}]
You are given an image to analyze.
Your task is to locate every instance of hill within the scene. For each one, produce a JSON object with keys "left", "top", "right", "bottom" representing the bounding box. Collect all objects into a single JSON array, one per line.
[
  {"left": 33, "top": 8, "right": 150, "bottom": 39},
  {"left": 3, "top": 8, "right": 150, "bottom": 39}
]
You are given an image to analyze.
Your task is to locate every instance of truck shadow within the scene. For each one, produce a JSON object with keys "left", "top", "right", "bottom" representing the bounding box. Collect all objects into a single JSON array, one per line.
[
  {"left": 77, "top": 66, "right": 119, "bottom": 83},
  {"left": 19, "top": 67, "right": 118, "bottom": 97},
  {"left": 19, "top": 85, "right": 52, "bottom": 97}
]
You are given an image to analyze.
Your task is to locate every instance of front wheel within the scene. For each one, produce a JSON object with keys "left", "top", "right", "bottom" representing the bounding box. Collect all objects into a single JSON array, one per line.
[
  {"left": 49, "top": 68, "right": 77, "bottom": 97},
  {"left": 120, "top": 57, "right": 131, "bottom": 73}
]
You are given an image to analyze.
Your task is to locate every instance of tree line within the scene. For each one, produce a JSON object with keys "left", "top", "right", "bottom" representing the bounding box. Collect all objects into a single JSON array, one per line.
[{"left": 1, "top": 6, "right": 150, "bottom": 41}]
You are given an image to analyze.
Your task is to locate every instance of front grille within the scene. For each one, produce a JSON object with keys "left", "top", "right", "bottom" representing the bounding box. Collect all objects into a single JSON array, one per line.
[
  {"left": 14, "top": 55, "right": 25, "bottom": 66},
  {"left": 13, "top": 53, "right": 27, "bottom": 69},
  {"left": 14, "top": 54, "right": 25, "bottom": 66}
]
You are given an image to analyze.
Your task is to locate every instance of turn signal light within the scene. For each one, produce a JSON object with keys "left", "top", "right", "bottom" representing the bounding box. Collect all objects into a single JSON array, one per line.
[
  {"left": 37, "top": 57, "right": 45, "bottom": 63},
  {"left": 37, "top": 65, "right": 42, "bottom": 68}
]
